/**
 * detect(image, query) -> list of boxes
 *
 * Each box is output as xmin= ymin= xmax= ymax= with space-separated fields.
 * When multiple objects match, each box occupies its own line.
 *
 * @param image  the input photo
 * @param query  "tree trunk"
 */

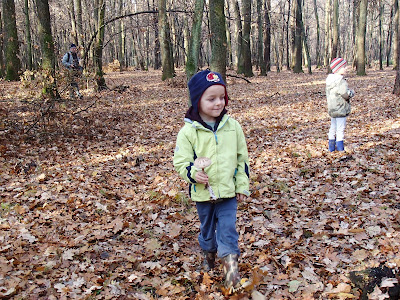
xmin=0 ymin=11 xmax=4 ymax=76
xmin=69 ymin=0 xmax=78 ymax=45
xmin=324 ymin=0 xmax=331 ymax=69
xmin=241 ymin=0 xmax=253 ymax=77
xmin=24 ymin=0 xmax=33 ymax=70
xmin=393 ymin=0 xmax=400 ymax=94
xmin=74 ymin=0 xmax=84 ymax=47
xmin=291 ymin=0 xmax=303 ymax=73
xmin=186 ymin=0 xmax=204 ymax=80
xmin=286 ymin=0 xmax=291 ymax=70
xmin=153 ymin=1 xmax=161 ymax=69
xmin=393 ymin=0 xmax=399 ymax=69
xmin=264 ymin=0 xmax=271 ymax=72
xmin=158 ymin=0 xmax=175 ymax=80
xmin=379 ymin=1 xmax=383 ymax=70
xmin=274 ymin=31 xmax=281 ymax=72
xmin=386 ymin=1 xmax=395 ymax=67
xmin=118 ymin=0 xmax=125 ymax=70
xmin=257 ymin=0 xmax=265 ymax=75
xmin=35 ymin=0 xmax=57 ymax=98
xmin=232 ymin=0 xmax=243 ymax=73
xmin=226 ymin=2 xmax=233 ymax=70
xmin=331 ymin=0 xmax=339 ymax=59
xmin=302 ymin=4 xmax=312 ymax=74
xmin=3 ymin=0 xmax=21 ymax=81
xmin=356 ymin=0 xmax=367 ymax=75
xmin=209 ymin=0 xmax=227 ymax=79
xmin=94 ymin=0 xmax=107 ymax=89
xmin=313 ymin=0 xmax=321 ymax=67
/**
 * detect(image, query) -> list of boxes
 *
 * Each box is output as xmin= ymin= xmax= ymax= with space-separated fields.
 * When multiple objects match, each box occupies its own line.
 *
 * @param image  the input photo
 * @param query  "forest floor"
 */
xmin=0 ymin=66 xmax=400 ymax=300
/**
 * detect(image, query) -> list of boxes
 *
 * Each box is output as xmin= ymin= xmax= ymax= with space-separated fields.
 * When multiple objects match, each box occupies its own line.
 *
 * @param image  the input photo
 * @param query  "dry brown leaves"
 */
xmin=0 ymin=67 xmax=399 ymax=299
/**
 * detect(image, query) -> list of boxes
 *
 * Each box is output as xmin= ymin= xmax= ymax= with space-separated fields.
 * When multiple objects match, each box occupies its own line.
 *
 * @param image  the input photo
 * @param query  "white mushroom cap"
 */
xmin=194 ymin=157 xmax=212 ymax=170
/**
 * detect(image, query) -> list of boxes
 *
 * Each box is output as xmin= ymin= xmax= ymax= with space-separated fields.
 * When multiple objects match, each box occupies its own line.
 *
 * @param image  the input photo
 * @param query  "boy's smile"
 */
xmin=199 ymin=85 xmax=226 ymax=122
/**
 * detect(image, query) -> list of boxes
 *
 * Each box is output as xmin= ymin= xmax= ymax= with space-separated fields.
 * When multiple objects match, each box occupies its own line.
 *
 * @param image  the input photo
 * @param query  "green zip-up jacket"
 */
xmin=173 ymin=114 xmax=250 ymax=202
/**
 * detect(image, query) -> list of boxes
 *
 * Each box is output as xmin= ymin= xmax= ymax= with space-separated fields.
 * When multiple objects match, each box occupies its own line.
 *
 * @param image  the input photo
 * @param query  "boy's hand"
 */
xmin=195 ymin=171 xmax=209 ymax=184
xmin=236 ymin=193 xmax=247 ymax=201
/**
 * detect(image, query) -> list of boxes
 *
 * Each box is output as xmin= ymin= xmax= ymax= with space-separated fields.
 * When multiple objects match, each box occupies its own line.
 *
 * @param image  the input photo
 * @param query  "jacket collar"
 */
xmin=184 ymin=107 xmax=227 ymax=131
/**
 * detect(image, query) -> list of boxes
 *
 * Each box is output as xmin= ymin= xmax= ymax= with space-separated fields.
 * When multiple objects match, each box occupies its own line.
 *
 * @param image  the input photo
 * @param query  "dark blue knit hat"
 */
xmin=70 ymin=43 xmax=77 ymax=49
xmin=188 ymin=70 xmax=228 ymax=111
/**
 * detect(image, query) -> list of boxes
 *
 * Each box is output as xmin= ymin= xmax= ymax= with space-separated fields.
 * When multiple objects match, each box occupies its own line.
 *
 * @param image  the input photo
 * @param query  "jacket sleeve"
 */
xmin=173 ymin=128 xmax=197 ymax=184
xmin=62 ymin=53 xmax=71 ymax=68
xmin=234 ymin=122 xmax=250 ymax=196
xmin=338 ymin=78 xmax=352 ymax=100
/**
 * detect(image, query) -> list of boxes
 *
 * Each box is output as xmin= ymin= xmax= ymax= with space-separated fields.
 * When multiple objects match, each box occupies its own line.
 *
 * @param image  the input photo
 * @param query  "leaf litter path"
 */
xmin=0 ymin=68 xmax=399 ymax=299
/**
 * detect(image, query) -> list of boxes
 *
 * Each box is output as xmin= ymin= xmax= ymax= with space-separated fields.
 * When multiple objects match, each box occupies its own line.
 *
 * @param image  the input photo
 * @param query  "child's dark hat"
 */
xmin=70 ymin=43 xmax=77 ymax=49
xmin=188 ymin=70 xmax=228 ymax=111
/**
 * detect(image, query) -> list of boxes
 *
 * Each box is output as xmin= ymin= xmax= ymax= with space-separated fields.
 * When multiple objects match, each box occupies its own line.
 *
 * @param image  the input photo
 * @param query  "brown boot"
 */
xmin=201 ymin=251 xmax=216 ymax=272
xmin=222 ymin=254 xmax=241 ymax=292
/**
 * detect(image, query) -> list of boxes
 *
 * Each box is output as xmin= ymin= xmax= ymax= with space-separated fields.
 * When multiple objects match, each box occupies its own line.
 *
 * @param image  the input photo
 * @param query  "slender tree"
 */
xmin=3 ymin=0 xmax=21 ymax=80
xmin=257 ymin=0 xmax=265 ymax=75
xmin=209 ymin=0 xmax=227 ymax=79
xmin=331 ymin=0 xmax=339 ymax=59
xmin=291 ymin=0 xmax=303 ymax=73
xmin=393 ymin=0 xmax=399 ymax=69
xmin=0 ymin=11 xmax=4 ymax=76
xmin=241 ymin=0 xmax=253 ymax=77
xmin=24 ymin=0 xmax=33 ymax=70
xmin=379 ymin=1 xmax=384 ymax=70
xmin=35 ymin=0 xmax=57 ymax=98
xmin=356 ymin=0 xmax=367 ymax=75
xmin=186 ymin=0 xmax=204 ymax=80
xmin=313 ymin=0 xmax=321 ymax=67
xmin=264 ymin=0 xmax=271 ymax=73
xmin=94 ymin=0 xmax=107 ymax=89
xmin=232 ymin=0 xmax=243 ymax=73
xmin=158 ymin=0 xmax=175 ymax=80
xmin=74 ymin=0 xmax=84 ymax=48
xmin=393 ymin=0 xmax=400 ymax=94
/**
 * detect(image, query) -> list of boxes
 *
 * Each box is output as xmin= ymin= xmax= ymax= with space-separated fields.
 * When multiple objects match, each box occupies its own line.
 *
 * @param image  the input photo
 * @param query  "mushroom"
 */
xmin=194 ymin=157 xmax=217 ymax=200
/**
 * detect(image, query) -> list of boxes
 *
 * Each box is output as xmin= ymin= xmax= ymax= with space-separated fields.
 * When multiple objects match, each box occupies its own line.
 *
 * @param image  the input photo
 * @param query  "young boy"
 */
xmin=62 ymin=43 xmax=83 ymax=99
xmin=326 ymin=58 xmax=355 ymax=152
xmin=173 ymin=70 xmax=250 ymax=292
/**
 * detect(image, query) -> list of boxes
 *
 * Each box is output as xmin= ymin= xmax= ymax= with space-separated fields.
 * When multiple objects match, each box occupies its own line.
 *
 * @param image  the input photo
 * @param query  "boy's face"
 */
xmin=337 ymin=65 xmax=347 ymax=75
xmin=198 ymin=85 xmax=226 ymax=122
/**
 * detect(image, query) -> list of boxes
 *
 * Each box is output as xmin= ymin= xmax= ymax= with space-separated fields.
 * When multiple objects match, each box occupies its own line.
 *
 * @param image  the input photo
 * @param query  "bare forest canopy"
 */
xmin=2 ymin=0 xmax=399 ymax=76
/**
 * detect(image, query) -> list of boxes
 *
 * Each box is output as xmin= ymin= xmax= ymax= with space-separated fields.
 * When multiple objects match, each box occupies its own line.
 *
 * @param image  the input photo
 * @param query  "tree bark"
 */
xmin=313 ymin=0 xmax=321 ymax=67
xmin=209 ymin=0 xmax=227 ymax=79
xmin=386 ymin=1 xmax=395 ymax=67
xmin=356 ymin=0 xmax=367 ymax=75
xmin=74 ymin=0 xmax=84 ymax=48
xmin=0 ymin=11 xmax=4 ymax=76
xmin=241 ymin=0 xmax=253 ymax=77
xmin=331 ymin=0 xmax=339 ymax=59
xmin=94 ymin=0 xmax=107 ymax=89
xmin=158 ymin=0 xmax=175 ymax=80
xmin=257 ymin=0 xmax=265 ymax=75
xmin=394 ymin=0 xmax=400 ymax=94
xmin=118 ymin=0 xmax=125 ymax=70
xmin=24 ymin=0 xmax=33 ymax=70
xmin=35 ymin=0 xmax=57 ymax=98
xmin=264 ymin=0 xmax=271 ymax=73
xmin=3 ymin=0 xmax=21 ymax=81
xmin=286 ymin=0 xmax=291 ymax=70
xmin=291 ymin=0 xmax=303 ymax=73
xmin=379 ymin=1 xmax=384 ymax=70
xmin=186 ymin=0 xmax=204 ymax=80
xmin=232 ymin=0 xmax=243 ymax=73
xmin=393 ymin=0 xmax=399 ymax=69
xmin=324 ymin=0 xmax=331 ymax=69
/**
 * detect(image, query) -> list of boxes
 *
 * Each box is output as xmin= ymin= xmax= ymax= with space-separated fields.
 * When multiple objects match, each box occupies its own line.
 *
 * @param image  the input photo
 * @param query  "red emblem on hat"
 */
xmin=206 ymin=72 xmax=220 ymax=82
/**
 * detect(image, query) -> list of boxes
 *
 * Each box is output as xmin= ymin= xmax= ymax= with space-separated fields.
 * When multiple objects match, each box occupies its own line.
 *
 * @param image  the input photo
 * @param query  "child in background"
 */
xmin=173 ymin=70 xmax=250 ymax=293
xmin=326 ymin=58 xmax=355 ymax=152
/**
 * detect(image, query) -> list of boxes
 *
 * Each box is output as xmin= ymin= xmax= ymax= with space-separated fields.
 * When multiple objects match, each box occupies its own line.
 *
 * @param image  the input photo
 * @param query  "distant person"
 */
xmin=326 ymin=58 xmax=355 ymax=152
xmin=173 ymin=70 xmax=250 ymax=294
xmin=62 ymin=43 xmax=83 ymax=99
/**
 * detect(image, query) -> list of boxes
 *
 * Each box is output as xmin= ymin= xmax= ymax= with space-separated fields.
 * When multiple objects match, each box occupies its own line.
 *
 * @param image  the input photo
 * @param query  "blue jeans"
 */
xmin=195 ymin=197 xmax=240 ymax=258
